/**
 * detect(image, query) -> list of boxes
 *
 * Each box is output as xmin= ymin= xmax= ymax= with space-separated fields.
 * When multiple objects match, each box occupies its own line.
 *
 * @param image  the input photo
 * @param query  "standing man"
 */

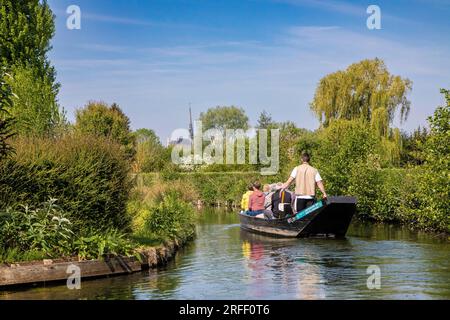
xmin=282 ymin=152 xmax=327 ymax=212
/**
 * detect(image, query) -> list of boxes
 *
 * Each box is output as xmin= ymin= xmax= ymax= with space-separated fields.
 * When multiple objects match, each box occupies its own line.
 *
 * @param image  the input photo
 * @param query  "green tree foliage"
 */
xmin=310 ymin=58 xmax=412 ymax=136
xmin=276 ymin=122 xmax=312 ymax=175
xmin=400 ymin=127 xmax=428 ymax=166
xmin=5 ymin=65 xmax=65 ymax=136
xmin=0 ymin=199 xmax=73 ymax=256
xmin=314 ymin=119 xmax=378 ymax=195
xmin=75 ymin=101 xmax=135 ymax=158
xmin=0 ymin=68 xmax=15 ymax=159
xmin=1 ymin=0 xmax=63 ymax=138
xmin=0 ymin=134 xmax=132 ymax=231
xmin=142 ymin=191 xmax=196 ymax=241
xmin=344 ymin=89 xmax=449 ymax=232
xmin=256 ymin=110 xmax=275 ymax=129
xmin=199 ymin=105 xmax=249 ymax=133
xmin=413 ymin=89 xmax=450 ymax=231
xmin=0 ymin=0 xmax=58 ymax=89
xmin=133 ymin=128 xmax=168 ymax=172
xmin=0 ymin=199 xmax=136 ymax=262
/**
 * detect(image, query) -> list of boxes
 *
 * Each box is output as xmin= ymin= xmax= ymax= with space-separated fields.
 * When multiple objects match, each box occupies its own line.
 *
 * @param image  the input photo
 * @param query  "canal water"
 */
xmin=1 ymin=208 xmax=449 ymax=300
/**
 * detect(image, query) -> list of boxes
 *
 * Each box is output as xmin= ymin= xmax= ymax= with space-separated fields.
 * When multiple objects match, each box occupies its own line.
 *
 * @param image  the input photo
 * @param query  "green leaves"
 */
xmin=199 ymin=106 xmax=249 ymax=133
xmin=0 ymin=68 xmax=15 ymax=159
xmin=1 ymin=0 xmax=61 ymax=138
xmin=0 ymin=199 xmax=73 ymax=256
xmin=0 ymin=0 xmax=57 ymax=86
xmin=4 ymin=65 xmax=65 ymax=136
xmin=72 ymin=229 xmax=136 ymax=261
xmin=310 ymin=58 xmax=412 ymax=136
xmin=0 ymin=198 xmax=137 ymax=262
xmin=137 ymin=190 xmax=196 ymax=242
xmin=75 ymin=102 xmax=135 ymax=159
xmin=0 ymin=134 xmax=132 ymax=231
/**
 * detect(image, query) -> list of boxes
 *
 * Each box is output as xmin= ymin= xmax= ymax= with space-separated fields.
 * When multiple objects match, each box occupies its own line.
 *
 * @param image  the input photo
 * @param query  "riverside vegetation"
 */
xmin=0 ymin=1 xmax=449 ymax=265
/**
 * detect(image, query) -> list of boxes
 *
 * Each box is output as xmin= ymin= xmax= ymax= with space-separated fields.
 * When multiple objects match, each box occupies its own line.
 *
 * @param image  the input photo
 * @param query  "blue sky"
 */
xmin=47 ymin=0 xmax=450 ymax=142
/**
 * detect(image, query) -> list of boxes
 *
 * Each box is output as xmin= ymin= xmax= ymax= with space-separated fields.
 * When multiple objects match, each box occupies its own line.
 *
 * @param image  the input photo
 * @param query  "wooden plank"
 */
xmin=0 ymin=256 xmax=142 ymax=287
xmin=0 ymin=239 xmax=185 ymax=288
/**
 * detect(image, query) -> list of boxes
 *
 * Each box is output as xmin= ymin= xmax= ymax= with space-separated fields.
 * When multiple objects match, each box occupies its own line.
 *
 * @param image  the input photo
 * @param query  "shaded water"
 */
xmin=1 ymin=208 xmax=449 ymax=300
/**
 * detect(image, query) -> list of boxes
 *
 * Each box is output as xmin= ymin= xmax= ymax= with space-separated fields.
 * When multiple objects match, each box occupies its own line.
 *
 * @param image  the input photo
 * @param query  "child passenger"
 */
xmin=246 ymin=181 xmax=265 ymax=217
xmin=240 ymin=183 xmax=254 ymax=213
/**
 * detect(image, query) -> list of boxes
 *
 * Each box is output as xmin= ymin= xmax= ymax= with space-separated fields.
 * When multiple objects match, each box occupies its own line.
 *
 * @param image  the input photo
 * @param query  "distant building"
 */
xmin=166 ymin=106 xmax=194 ymax=147
xmin=167 ymin=136 xmax=191 ymax=147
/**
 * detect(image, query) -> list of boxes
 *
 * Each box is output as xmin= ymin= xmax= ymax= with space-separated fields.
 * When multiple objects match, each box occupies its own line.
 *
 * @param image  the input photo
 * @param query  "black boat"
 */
xmin=239 ymin=196 xmax=356 ymax=238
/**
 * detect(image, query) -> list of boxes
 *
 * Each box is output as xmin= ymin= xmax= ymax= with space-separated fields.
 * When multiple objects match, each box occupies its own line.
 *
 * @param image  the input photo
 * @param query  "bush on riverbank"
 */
xmin=128 ymin=177 xmax=197 ymax=244
xmin=0 ymin=199 xmax=137 ymax=263
xmin=143 ymin=192 xmax=196 ymax=241
xmin=0 ymin=134 xmax=132 ymax=231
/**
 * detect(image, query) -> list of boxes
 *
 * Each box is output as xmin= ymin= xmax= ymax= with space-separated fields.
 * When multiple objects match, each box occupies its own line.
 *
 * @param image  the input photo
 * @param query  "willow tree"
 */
xmin=310 ymin=58 xmax=412 ymax=138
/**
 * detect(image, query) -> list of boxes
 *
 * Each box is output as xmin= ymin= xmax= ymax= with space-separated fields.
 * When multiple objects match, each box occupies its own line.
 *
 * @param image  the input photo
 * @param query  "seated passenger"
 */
xmin=246 ymin=181 xmax=265 ymax=217
xmin=240 ymin=183 xmax=254 ymax=213
xmin=263 ymin=184 xmax=271 ymax=196
xmin=271 ymin=184 xmax=294 ymax=219
xmin=264 ymin=184 xmax=276 ymax=211
xmin=263 ymin=183 xmax=277 ymax=220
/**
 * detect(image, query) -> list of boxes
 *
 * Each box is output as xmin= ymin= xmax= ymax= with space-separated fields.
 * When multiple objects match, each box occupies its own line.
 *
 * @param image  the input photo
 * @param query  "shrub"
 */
xmin=315 ymin=119 xmax=378 ymax=195
xmin=0 ymin=199 xmax=73 ymax=256
xmin=410 ymin=91 xmax=450 ymax=232
xmin=132 ymin=128 xmax=169 ymax=173
xmin=0 ymin=199 xmax=137 ymax=263
xmin=0 ymin=248 xmax=46 ymax=264
xmin=74 ymin=101 xmax=135 ymax=159
xmin=0 ymin=134 xmax=132 ymax=231
xmin=143 ymin=191 xmax=196 ymax=241
xmin=347 ymin=155 xmax=383 ymax=220
xmin=128 ymin=177 xmax=198 ymax=236
xmin=72 ymin=228 xmax=136 ymax=261
xmin=128 ymin=176 xmax=197 ymax=243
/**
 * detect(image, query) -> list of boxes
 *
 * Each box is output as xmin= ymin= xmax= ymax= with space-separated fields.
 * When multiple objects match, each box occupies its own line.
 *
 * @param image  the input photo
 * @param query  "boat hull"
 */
xmin=239 ymin=196 xmax=356 ymax=238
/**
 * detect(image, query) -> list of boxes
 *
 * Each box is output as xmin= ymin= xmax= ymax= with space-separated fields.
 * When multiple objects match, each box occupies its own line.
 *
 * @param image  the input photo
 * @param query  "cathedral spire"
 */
xmin=189 ymin=103 xmax=194 ymax=141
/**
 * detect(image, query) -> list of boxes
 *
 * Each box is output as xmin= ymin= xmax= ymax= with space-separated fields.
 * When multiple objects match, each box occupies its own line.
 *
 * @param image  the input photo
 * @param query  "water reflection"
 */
xmin=1 ymin=209 xmax=449 ymax=300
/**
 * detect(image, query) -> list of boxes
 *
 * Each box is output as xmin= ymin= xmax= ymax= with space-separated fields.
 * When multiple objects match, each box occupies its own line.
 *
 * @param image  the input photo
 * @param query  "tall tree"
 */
xmin=5 ymin=65 xmax=64 ymax=136
xmin=310 ymin=58 xmax=412 ymax=137
xmin=0 ymin=0 xmax=57 ymax=88
xmin=256 ymin=110 xmax=275 ymax=129
xmin=424 ymin=89 xmax=449 ymax=172
xmin=0 ymin=0 xmax=62 ymax=136
xmin=199 ymin=106 xmax=249 ymax=133
xmin=417 ymin=89 xmax=450 ymax=231
xmin=400 ymin=127 xmax=428 ymax=166
xmin=75 ymin=101 xmax=135 ymax=158
xmin=132 ymin=128 xmax=167 ymax=172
